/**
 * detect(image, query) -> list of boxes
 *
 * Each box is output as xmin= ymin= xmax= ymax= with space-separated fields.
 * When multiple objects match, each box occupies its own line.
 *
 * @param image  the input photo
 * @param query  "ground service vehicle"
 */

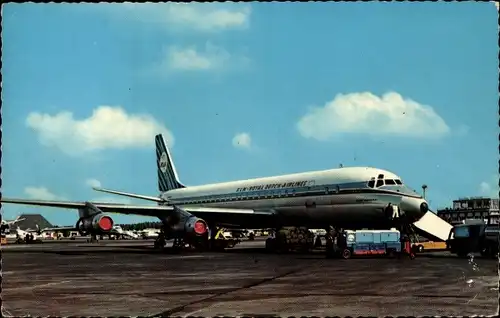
xmin=341 ymin=229 xmax=402 ymax=259
xmin=412 ymin=239 xmax=447 ymax=253
xmin=446 ymin=222 xmax=499 ymax=258
xmin=210 ymin=228 xmax=241 ymax=250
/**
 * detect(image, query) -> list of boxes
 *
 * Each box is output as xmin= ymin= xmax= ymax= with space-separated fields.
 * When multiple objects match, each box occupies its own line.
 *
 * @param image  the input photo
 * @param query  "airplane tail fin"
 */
xmin=10 ymin=216 xmax=25 ymax=224
xmin=155 ymin=134 xmax=185 ymax=192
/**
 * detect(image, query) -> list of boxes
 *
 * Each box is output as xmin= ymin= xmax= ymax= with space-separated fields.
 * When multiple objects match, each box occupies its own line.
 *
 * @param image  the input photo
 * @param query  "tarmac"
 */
xmin=1 ymin=238 xmax=499 ymax=317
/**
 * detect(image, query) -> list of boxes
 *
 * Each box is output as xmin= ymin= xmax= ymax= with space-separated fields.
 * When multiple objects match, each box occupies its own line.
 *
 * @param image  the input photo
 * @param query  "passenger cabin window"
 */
xmin=367 ymin=180 xmax=375 ymax=188
xmin=376 ymin=179 xmax=384 ymax=188
xmin=385 ymin=179 xmax=396 ymax=185
xmin=395 ymin=179 xmax=402 ymax=185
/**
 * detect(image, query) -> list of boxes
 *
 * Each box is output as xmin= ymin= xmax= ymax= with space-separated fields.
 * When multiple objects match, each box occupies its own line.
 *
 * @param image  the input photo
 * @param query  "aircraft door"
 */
xmin=305 ymin=181 xmax=317 ymax=209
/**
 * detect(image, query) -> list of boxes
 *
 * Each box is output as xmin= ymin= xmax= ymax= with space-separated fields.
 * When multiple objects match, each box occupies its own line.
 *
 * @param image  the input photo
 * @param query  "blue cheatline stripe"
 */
xmin=169 ymin=182 xmax=421 ymax=205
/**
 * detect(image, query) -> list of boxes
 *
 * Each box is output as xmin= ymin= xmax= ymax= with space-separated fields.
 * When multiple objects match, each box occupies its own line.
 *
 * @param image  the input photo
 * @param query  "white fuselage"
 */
xmin=160 ymin=167 xmax=428 ymax=228
xmin=15 ymin=228 xmax=39 ymax=240
xmin=141 ymin=229 xmax=160 ymax=238
xmin=112 ymin=226 xmax=139 ymax=239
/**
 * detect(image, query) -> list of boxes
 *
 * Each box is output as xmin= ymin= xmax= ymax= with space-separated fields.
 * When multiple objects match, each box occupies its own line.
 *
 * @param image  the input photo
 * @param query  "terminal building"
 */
xmin=437 ymin=197 xmax=499 ymax=225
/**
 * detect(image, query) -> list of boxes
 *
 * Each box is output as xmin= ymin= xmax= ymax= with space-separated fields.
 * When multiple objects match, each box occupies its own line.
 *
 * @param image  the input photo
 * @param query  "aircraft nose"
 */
xmin=400 ymin=197 xmax=429 ymax=219
xmin=420 ymin=202 xmax=429 ymax=214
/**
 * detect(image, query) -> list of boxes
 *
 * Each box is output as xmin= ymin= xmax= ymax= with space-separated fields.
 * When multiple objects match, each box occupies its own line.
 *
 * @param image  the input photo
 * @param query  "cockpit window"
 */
xmin=375 ymin=179 xmax=384 ymax=188
xmin=377 ymin=174 xmax=384 ymax=179
xmin=385 ymin=179 xmax=396 ymax=185
xmin=367 ymin=179 xmax=375 ymax=188
xmin=395 ymin=179 xmax=402 ymax=185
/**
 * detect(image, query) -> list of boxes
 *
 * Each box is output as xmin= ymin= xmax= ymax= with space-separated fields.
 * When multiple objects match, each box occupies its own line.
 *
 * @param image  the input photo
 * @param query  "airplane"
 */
xmin=138 ymin=228 xmax=160 ymax=239
xmin=13 ymin=226 xmax=42 ymax=242
xmin=111 ymin=225 xmax=140 ymax=239
xmin=1 ymin=216 xmax=26 ymax=227
xmin=1 ymin=133 xmax=443 ymax=251
xmin=32 ymin=224 xmax=139 ymax=240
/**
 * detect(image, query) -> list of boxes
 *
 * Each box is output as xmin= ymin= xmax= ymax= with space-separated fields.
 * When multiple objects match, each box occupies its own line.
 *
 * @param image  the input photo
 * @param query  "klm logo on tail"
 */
xmin=155 ymin=134 xmax=185 ymax=192
xmin=159 ymin=153 xmax=169 ymax=173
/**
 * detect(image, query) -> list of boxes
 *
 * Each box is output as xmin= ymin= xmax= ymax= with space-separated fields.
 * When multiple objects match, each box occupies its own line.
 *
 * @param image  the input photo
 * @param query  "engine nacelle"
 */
xmin=165 ymin=207 xmax=208 ymax=239
xmin=184 ymin=217 xmax=208 ymax=236
xmin=76 ymin=214 xmax=114 ymax=235
xmin=169 ymin=216 xmax=208 ymax=236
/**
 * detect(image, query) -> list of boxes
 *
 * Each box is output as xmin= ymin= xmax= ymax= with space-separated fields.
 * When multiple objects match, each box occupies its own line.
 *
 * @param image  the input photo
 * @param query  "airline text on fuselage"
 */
xmin=235 ymin=181 xmax=311 ymax=193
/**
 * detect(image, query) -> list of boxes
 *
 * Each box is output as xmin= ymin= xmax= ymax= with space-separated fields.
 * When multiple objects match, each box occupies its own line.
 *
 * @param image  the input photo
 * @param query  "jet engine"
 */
xmin=168 ymin=215 xmax=208 ymax=237
xmin=76 ymin=213 xmax=114 ymax=236
xmin=184 ymin=216 xmax=208 ymax=236
xmin=163 ymin=207 xmax=208 ymax=248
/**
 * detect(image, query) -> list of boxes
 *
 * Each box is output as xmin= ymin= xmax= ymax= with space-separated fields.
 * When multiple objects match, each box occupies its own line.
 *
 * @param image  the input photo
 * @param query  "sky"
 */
xmin=2 ymin=2 xmax=499 ymax=226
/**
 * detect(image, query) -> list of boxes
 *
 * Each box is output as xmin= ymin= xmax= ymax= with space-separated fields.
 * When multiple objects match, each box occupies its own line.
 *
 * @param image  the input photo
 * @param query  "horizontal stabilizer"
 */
xmin=413 ymin=210 xmax=453 ymax=242
xmin=92 ymin=187 xmax=164 ymax=203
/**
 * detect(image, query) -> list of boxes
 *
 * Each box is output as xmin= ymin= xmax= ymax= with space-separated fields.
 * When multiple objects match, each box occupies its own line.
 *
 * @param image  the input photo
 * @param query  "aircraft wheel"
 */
xmin=265 ymin=238 xmax=275 ymax=252
xmin=342 ymin=248 xmax=352 ymax=259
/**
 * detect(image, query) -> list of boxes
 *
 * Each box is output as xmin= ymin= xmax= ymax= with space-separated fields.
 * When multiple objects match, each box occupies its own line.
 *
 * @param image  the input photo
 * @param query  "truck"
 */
xmin=446 ymin=220 xmax=499 ymax=258
xmin=412 ymin=238 xmax=447 ymax=253
xmin=337 ymin=229 xmax=405 ymax=259
xmin=211 ymin=228 xmax=241 ymax=250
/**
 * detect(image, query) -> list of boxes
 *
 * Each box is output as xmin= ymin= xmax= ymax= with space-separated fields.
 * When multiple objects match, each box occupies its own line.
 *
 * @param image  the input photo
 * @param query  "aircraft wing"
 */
xmin=0 ymin=198 xmax=277 ymax=228
xmin=92 ymin=187 xmax=163 ymax=203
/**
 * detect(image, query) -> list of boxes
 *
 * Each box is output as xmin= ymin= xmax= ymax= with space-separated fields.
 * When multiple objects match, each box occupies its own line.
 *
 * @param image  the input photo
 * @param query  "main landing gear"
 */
xmin=265 ymin=227 xmax=315 ymax=253
xmin=86 ymin=234 xmax=100 ymax=243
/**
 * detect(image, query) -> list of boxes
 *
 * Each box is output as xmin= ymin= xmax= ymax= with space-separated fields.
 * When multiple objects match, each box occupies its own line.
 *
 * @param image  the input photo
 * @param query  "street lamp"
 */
xmin=422 ymin=184 xmax=428 ymax=199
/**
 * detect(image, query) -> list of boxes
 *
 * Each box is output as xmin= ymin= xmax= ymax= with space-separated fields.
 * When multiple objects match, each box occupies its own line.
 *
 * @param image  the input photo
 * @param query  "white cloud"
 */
xmin=297 ymin=92 xmax=451 ymax=141
xmin=479 ymin=176 xmax=499 ymax=197
xmin=165 ymin=43 xmax=230 ymax=71
xmin=85 ymin=179 xmax=102 ymax=188
xmin=109 ymin=3 xmax=251 ymax=32
xmin=26 ymin=106 xmax=174 ymax=156
xmin=480 ymin=182 xmax=492 ymax=194
xmin=232 ymin=132 xmax=252 ymax=150
xmin=160 ymin=42 xmax=249 ymax=73
xmin=24 ymin=187 xmax=65 ymax=201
